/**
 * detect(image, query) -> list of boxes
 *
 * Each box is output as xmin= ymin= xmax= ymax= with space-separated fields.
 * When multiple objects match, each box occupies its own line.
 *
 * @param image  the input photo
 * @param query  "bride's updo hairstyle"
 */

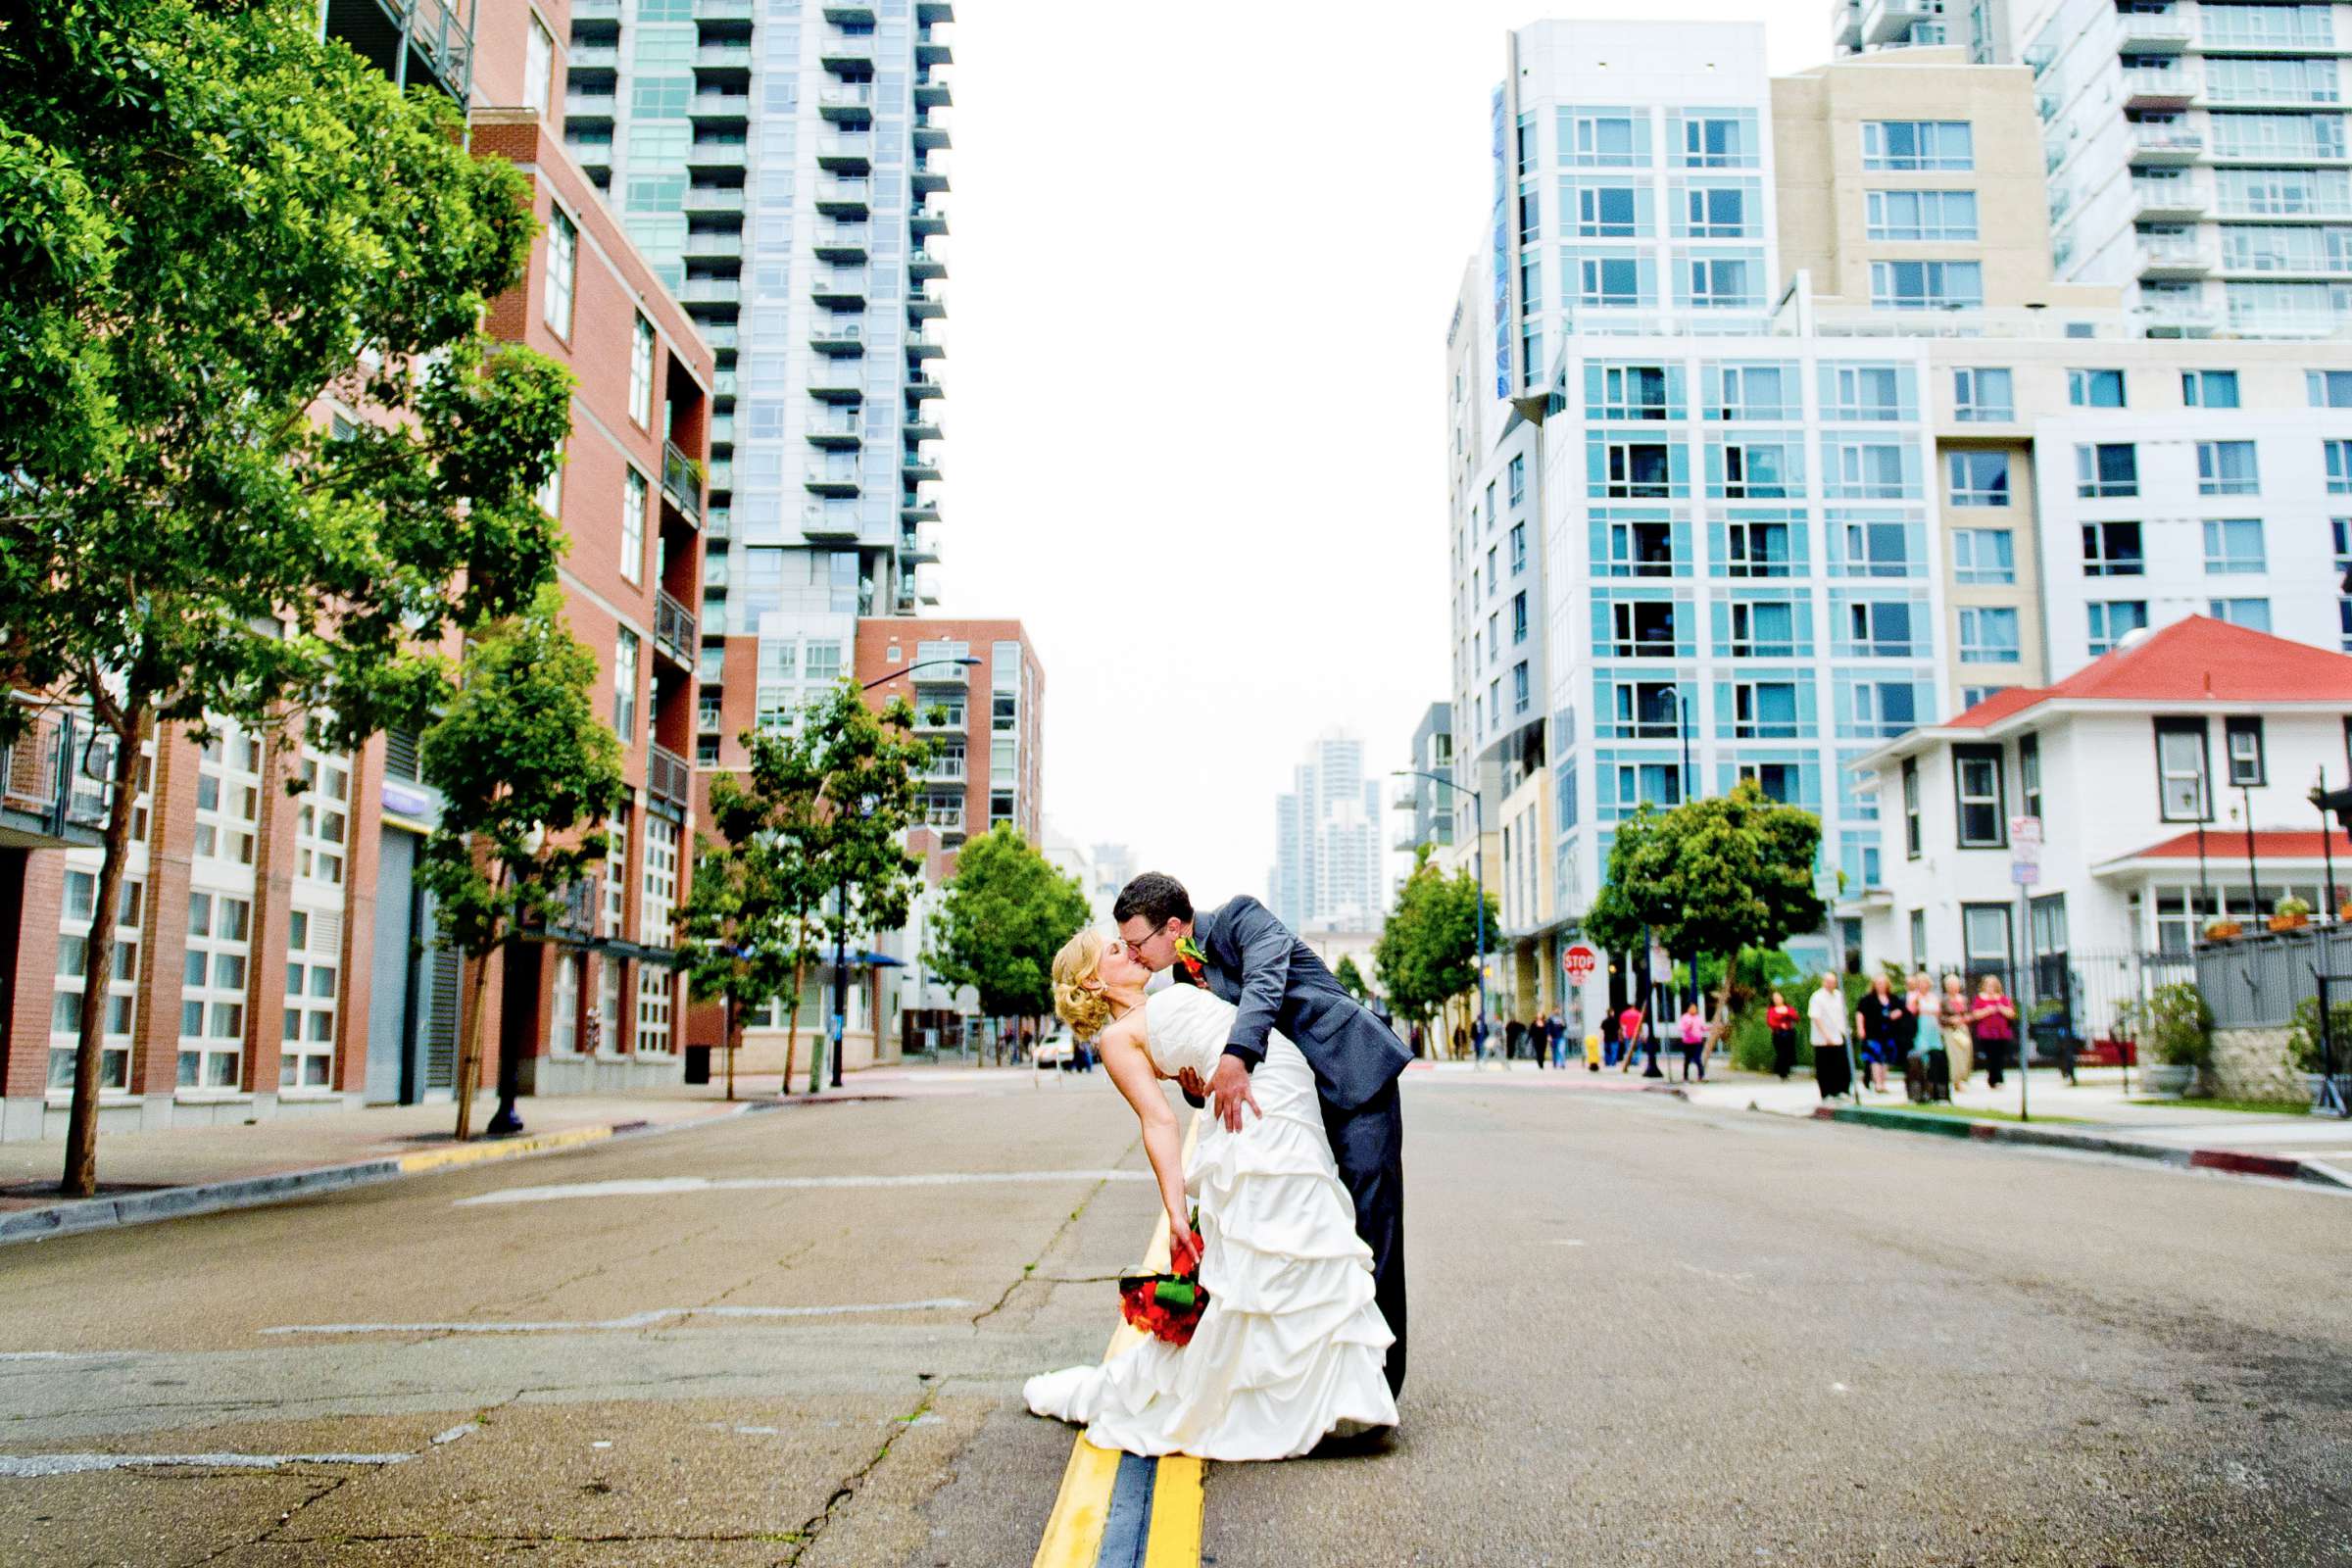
xmin=1052 ymin=929 xmax=1113 ymax=1040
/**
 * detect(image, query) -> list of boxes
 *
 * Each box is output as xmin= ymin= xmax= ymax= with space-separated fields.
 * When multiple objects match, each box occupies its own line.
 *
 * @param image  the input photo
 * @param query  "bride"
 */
xmin=1023 ymin=929 xmax=1396 ymax=1460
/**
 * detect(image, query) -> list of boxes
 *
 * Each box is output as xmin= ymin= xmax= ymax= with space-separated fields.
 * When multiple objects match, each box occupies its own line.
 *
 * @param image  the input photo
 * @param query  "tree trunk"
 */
xmin=723 ymin=992 xmax=738 ymax=1102
xmin=782 ymin=917 xmax=808 ymax=1095
xmin=452 ymin=946 xmax=494 ymax=1141
xmin=60 ymin=705 xmax=149 ymax=1200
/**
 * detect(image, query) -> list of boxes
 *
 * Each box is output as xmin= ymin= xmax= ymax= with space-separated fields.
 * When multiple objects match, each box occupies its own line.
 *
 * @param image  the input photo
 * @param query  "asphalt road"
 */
xmin=0 ymin=1071 xmax=2346 ymax=1567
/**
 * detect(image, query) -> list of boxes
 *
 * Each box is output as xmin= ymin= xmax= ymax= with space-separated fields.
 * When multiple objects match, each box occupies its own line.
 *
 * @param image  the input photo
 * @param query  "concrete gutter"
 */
xmin=0 ymin=1102 xmax=789 ymax=1248
xmin=1805 ymin=1104 xmax=2352 ymax=1191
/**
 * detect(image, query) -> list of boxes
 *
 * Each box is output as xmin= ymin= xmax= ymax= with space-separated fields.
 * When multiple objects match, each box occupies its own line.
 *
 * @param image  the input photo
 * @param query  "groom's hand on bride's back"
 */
xmin=1208 ymin=1054 xmax=1259 ymax=1133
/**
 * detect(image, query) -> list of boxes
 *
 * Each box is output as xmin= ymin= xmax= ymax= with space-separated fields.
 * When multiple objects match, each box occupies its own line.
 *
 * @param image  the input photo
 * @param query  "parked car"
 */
xmin=1034 ymin=1030 xmax=1073 ymax=1068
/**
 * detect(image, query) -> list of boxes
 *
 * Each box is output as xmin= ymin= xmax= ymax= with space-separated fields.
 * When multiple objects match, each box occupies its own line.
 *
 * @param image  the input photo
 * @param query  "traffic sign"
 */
xmin=1564 ymin=943 xmax=1599 ymax=985
xmin=2010 ymin=814 xmax=2042 ymax=886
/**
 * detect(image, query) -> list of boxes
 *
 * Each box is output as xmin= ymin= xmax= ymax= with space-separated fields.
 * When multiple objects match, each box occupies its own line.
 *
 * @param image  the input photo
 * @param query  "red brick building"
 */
xmin=0 ymin=0 xmax=714 ymax=1140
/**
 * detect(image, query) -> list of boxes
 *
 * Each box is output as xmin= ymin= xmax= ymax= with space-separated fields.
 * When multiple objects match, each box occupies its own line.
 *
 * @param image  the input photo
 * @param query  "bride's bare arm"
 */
xmin=1098 ymin=1021 xmax=1201 ymax=1269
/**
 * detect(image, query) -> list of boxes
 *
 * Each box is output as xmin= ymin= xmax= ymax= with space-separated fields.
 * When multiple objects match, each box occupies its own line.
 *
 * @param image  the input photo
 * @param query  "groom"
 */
xmin=1112 ymin=872 xmax=1411 ymax=1398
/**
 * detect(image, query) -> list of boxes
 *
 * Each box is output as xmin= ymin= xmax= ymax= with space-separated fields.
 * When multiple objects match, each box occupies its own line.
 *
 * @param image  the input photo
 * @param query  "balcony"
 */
xmin=820 ymin=28 xmax=876 ymax=69
xmin=807 ymin=367 xmax=863 ymax=401
xmin=824 ymin=2 xmax=877 ymax=19
xmin=2132 ymin=174 xmax=2208 ymax=220
xmin=707 ymin=458 xmax=733 ymax=490
xmin=915 ymin=564 xmax=942 ymax=606
xmin=1862 ymin=0 xmax=1943 ymax=46
xmin=911 ymin=203 xmax=948 ymax=238
xmin=683 ymin=184 xmax=746 ymax=213
xmin=912 ymin=113 xmax=951 ymax=151
xmin=802 ymin=503 xmax=859 ymax=539
xmin=2127 ymin=123 xmax=2203 ymax=164
xmin=654 ymin=590 xmax=697 ymax=667
xmin=808 ymin=317 xmax=865 ymax=355
xmin=818 ymin=83 xmax=874 ymax=122
xmin=904 ymin=411 xmax=942 ymax=441
xmin=661 ymin=440 xmax=704 ymax=526
xmin=2136 ymin=297 xmax=2220 ymax=336
xmin=695 ymin=40 xmax=753 ymax=69
xmin=2123 ymin=64 xmax=2196 ymax=110
xmin=698 ymin=321 xmax=738 ymax=350
xmin=809 ymin=270 xmax=867 ymax=307
xmin=906 ymin=371 xmax=944 ymax=401
xmin=902 ymin=448 xmax=941 ymax=482
xmin=683 ymin=223 xmax=744 ymax=264
xmin=647 ymin=744 xmax=693 ymax=816
xmin=910 ymin=695 xmax=961 ymax=729
xmin=691 ymin=87 xmax=752 ymax=122
xmin=322 ymin=0 xmax=474 ymax=102
xmin=804 ymin=465 xmax=860 ymax=497
xmin=907 ymin=245 xmax=946 ymax=279
xmin=2138 ymin=229 xmax=2215 ymax=276
xmin=915 ymin=28 xmax=952 ymax=68
xmin=1 ymin=703 xmax=109 ymax=849
xmin=564 ymin=90 xmax=616 ymax=121
xmin=907 ymin=286 xmax=946 ymax=320
xmin=570 ymin=41 xmax=618 ymax=72
xmin=910 ymin=659 xmax=965 ymax=686
xmin=687 ymin=138 xmax=748 ymax=172
xmin=900 ymin=522 xmax=942 ymax=564
xmin=1831 ymin=0 xmax=1862 ymax=50
xmin=910 ymin=154 xmax=950 ymax=193
xmin=901 ymin=495 xmax=940 ymax=523
xmin=816 ymin=135 xmax=873 ymax=174
xmin=2115 ymin=6 xmax=2190 ymax=52
xmin=923 ymin=756 xmax=967 ymax=784
xmin=810 ymin=220 xmax=869 ymax=263
xmin=680 ymin=274 xmax=740 ymax=304
xmin=806 ymin=410 xmax=862 ymax=448
xmin=813 ymin=176 xmax=871 ymax=218
xmin=906 ymin=325 xmax=944 ymax=360
xmin=914 ymin=70 xmax=952 ymax=109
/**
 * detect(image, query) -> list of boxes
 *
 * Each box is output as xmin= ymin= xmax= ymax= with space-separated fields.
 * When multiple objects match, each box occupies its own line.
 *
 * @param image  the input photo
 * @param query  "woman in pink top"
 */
xmin=1677 ymin=1002 xmax=1708 ymax=1083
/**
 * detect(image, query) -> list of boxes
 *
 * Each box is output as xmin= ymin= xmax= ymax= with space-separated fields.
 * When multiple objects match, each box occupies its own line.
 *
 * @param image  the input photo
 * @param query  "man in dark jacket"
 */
xmin=1114 ymin=872 xmax=1410 ymax=1398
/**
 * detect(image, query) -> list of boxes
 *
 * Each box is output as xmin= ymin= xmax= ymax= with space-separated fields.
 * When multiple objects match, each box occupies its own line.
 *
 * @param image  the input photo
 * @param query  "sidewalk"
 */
xmin=0 ymin=1062 xmax=1035 ymax=1243
xmin=1682 ymin=1065 xmax=2352 ymax=1188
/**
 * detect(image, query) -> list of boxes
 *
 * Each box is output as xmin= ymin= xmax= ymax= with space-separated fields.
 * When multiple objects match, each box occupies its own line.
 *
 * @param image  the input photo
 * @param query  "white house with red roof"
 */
xmin=1846 ymin=618 xmax=2352 ymax=1007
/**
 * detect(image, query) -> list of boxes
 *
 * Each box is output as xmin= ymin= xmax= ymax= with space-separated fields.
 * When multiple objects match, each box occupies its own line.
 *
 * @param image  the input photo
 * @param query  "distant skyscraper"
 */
xmin=1269 ymin=731 xmax=1385 ymax=930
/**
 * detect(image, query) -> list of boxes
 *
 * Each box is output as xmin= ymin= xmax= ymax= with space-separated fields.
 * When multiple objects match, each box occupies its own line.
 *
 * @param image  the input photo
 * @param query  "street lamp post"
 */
xmin=1394 ymin=769 xmax=1488 ymax=1062
xmin=817 ymin=658 xmax=982 ymax=1091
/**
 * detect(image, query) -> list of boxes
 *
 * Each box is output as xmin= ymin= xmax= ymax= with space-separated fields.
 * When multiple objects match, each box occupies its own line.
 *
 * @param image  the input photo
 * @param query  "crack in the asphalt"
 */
xmin=187 ymin=1470 xmax=355 ymax=1565
xmin=969 ymin=1132 xmax=1140 ymax=1331
xmin=781 ymin=1381 xmax=940 ymax=1567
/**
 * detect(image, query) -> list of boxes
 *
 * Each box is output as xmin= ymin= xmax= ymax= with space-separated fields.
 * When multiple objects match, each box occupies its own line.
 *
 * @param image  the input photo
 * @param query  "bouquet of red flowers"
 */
xmin=1118 ymin=1252 xmax=1209 ymax=1347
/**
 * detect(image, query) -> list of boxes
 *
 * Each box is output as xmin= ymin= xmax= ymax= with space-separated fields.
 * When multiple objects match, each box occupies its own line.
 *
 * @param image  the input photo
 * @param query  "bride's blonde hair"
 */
xmin=1052 ymin=929 xmax=1113 ymax=1040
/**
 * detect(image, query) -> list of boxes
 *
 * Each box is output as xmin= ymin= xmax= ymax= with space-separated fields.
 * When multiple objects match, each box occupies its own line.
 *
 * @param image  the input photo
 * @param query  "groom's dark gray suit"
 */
xmin=1179 ymin=895 xmax=1410 ymax=1396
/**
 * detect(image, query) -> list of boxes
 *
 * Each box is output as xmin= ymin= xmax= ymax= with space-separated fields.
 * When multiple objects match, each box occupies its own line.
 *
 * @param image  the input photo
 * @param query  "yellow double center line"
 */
xmin=1030 ymin=1114 xmax=1205 ymax=1568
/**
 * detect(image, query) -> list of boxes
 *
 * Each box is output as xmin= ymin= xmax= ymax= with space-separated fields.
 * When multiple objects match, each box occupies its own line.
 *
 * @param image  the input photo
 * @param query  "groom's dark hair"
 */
xmin=1112 ymin=872 xmax=1193 ymax=929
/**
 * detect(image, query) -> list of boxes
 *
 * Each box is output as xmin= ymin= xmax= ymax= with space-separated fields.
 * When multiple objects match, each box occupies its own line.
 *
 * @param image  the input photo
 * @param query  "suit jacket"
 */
xmin=1183 ymin=895 xmax=1412 ymax=1113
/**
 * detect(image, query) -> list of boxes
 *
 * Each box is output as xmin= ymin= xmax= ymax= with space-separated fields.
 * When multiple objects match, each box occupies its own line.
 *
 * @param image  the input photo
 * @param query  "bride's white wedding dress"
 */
xmin=1023 ymin=984 xmax=1397 ymax=1460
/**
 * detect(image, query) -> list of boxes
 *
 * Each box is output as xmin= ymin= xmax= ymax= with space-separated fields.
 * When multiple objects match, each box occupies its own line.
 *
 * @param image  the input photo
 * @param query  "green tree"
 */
xmin=1586 ymin=780 xmax=1825 ymax=1032
xmin=1373 ymin=845 xmax=1498 ymax=1032
xmin=416 ymin=594 xmax=626 ymax=1141
xmin=1 ymin=1 xmax=570 ymax=1194
xmin=1333 ymin=955 xmax=1371 ymax=1003
xmin=930 ymin=824 xmax=1092 ymax=1054
xmin=676 ymin=831 xmax=805 ymax=1102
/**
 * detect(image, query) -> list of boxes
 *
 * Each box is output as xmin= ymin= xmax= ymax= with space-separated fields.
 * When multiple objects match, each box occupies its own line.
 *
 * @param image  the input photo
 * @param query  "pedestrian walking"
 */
xmin=1600 ymin=1007 xmax=1622 ymax=1067
xmin=1765 ymin=990 xmax=1799 ymax=1080
xmin=1808 ymin=971 xmax=1853 ymax=1102
xmin=1854 ymin=972 xmax=1903 ymax=1095
xmin=1972 ymin=973 xmax=2018 ymax=1089
xmin=1904 ymin=969 xmax=1948 ymax=1102
xmin=1939 ymin=972 xmax=1974 ymax=1088
xmin=1451 ymin=1022 xmax=1467 ymax=1060
xmin=1546 ymin=1008 xmax=1567 ymax=1069
xmin=1505 ymin=1015 xmax=1526 ymax=1064
xmin=1617 ymin=1002 xmax=1647 ymax=1075
xmin=1677 ymin=1002 xmax=1707 ymax=1082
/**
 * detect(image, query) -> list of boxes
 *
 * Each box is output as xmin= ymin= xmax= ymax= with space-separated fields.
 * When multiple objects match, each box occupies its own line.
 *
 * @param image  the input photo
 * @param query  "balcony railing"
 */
xmin=661 ymin=440 xmax=704 ymax=525
xmin=654 ymin=590 xmax=696 ymax=664
xmin=2 ymin=702 xmax=111 ymax=846
xmin=648 ymin=744 xmax=693 ymax=811
xmin=924 ymin=757 xmax=967 ymax=782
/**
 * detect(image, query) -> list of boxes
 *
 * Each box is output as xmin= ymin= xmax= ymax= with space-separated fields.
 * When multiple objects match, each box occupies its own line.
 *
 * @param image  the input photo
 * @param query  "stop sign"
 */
xmin=1563 ymin=943 xmax=1598 ymax=985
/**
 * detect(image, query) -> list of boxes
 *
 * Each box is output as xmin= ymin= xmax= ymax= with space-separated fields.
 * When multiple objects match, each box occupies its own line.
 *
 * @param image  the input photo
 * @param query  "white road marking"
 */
xmin=1544 ymin=1239 xmax=1587 ymax=1247
xmin=1677 ymin=1262 xmax=1757 ymax=1288
xmin=455 ymin=1169 xmax=1151 ymax=1206
xmin=431 ymin=1423 xmax=476 ymax=1446
xmin=261 ymin=1298 xmax=980 ymax=1336
xmin=0 ymin=1451 xmax=410 ymax=1479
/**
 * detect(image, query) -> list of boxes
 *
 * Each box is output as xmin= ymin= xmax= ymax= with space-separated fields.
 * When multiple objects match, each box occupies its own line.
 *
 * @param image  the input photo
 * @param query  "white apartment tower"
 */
xmin=1270 ymin=732 xmax=1386 ymax=932
xmin=564 ymin=0 xmax=952 ymax=765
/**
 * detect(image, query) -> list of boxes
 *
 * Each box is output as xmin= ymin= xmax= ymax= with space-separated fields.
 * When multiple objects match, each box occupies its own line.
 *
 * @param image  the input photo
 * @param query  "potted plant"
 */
xmin=2285 ymin=994 xmax=2352 ymax=1107
xmin=2139 ymin=980 xmax=2212 ymax=1097
xmin=2204 ymin=917 xmax=2243 ymax=941
xmin=2270 ymin=895 xmax=2313 ymax=933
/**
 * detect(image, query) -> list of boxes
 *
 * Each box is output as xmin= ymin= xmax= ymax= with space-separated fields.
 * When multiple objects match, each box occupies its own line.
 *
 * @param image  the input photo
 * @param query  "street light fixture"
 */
xmin=1394 ymin=768 xmax=1489 ymax=1061
xmin=820 ymin=657 xmax=982 ymax=1091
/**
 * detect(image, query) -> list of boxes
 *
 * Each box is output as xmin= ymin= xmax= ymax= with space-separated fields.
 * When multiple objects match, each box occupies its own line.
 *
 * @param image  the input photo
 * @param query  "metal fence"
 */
xmin=2195 ymin=925 xmax=2352 ymax=1029
xmin=1910 ymin=950 xmax=2195 ymax=1065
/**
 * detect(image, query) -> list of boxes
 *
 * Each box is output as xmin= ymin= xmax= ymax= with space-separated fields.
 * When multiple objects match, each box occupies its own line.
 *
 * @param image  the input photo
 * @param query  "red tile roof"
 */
xmin=2120 ymin=829 xmax=2352 ymax=862
xmin=1948 ymin=616 xmax=2352 ymax=730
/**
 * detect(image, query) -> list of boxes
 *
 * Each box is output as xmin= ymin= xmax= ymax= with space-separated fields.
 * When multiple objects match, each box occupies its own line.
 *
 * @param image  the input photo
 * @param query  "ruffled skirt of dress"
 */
xmin=1022 ymin=1112 xmax=1397 ymax=1461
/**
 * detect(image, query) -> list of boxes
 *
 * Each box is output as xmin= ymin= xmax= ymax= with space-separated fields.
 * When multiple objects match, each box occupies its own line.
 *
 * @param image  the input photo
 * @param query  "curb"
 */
xmin=0 ymin=1100 xmax=787 ymax=1248
xmin=1801 ymin=1103 xmax=2352 ymax=1190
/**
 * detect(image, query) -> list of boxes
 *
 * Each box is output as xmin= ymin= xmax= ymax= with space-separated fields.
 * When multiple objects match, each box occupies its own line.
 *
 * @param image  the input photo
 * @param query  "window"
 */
xmin=1910 ymin=909 xmax=1928 ymax=970
xmin=1511 ymin=592 xmax=1529 ymax=644
xmin=1608 ymin=599 xmax=1678 ymax=657
xmin=1866 ymin=189 xmax=1980 ymax=241
xmin=1863 ymin=121 xmax=1973 ymax=171
xmin=2076 ymin=443 xmax=2137 ymax=499
xmin=2209 ymin=596 xmax=2272 ymax=630
xmin=1707 ymin=363 xmax=1798 ymax=421
xmin=1846 ymin=599 xmax=1916 ymax=657
xmin=1829 ymin=441 xmax=1916 ymax=499
xmin=1724 ymin=517 xmax=1793 ymax=577
xmin=281 ymin=909 xmax=338 ymax=1090
xmin=2082 ymin=521 xmax=2144 ymax=577
xmin=614 ymin=628 xmax=640 ymax=744
xmin=1954 ymin=746 xmax=2007 ymax=847
xmin=1960 ymin=685 xmax=2010 ymax=709
xmin=2087 ymin=599 xmax=2148 ymax=655
xmin=1594 ymin=364 xmax=1672 ymax=420
xmin=1727 ymin=599 xmax=1799 ymax=657
xmin=1730 ymin=681 xmax=1799 ymax=739
xmin=1953 ymin=527 xmax=2015 ymax=584
xmin=2068 ymin=368 xmax=2126 ymax=408
xmin=1509 ymin=523 xmax=1527 ymax=575
xmin=179 ymin=890 xmax=250 ymax=1090
xmin=543 ymin=208 xmax=576 ymax=338
xmin=1959 ymin=607 xmax=2021 ymax=663
xmin=2329 ymin=439 xmax=2352 ymax=494
xmin=50 ymin=871 xmax=139 ymax=1092
xmin=2020 ymin=732 xmax=2042 ymax=819
xmin=2155 ymin=718 xmax=2209 ymax=821
xmin=2196 ymin=441 xmax=2259 ymax=496
xmin=620 ymin=468 xmax=647 ymax=585
xmin=524 ymin=15 xmax=554 ymax=115
xmin=1683 ymin=254 xmax=1759 ymax=310
xmin=1609 ymin=681 xmax=1682 ymax=740
xmin=628 ymin=315 xmax=655 ymax=428
xmin=1598 ymin=440 xmax=1676 ymax=498
xmin=1838 ymin=519 xmax=1913 ymax=577
xmin=1507 ymin=455 xmax=1526 ymax=507
xmin=1963 ymin=903 xmax=2013 ymax=981
xmin=194 ymin=724 xmax=262 ymax=866
xmin=292 ymin=749 xmax=349 ymax=887
xmin=1948 ymin=450 xmax=2010 ymax=507
xmin=1900 ymin=761 xmax=1919 ymax=859
xmin=1487 ymin=612 xmax=1499 ymax=660
xmin=1677 ymin=181 xmax=1754 ymax=237
xmin=2311 ymin=369 xmax=2352 ymax=408
xmin=2227 ymin=716 xmax=2266 ymax=786
xmin=1852 ymin=679 xmax=1920 ymax=737
xmin=2182 ymin=369 xmax=2239 ymax=408
xmin=1565 ymin=108 xmax=1651 ymax=167
xmin=537 ymin=439 xmax=564 ymax=518
xmin=1715 ymin=438 xmax=1799 ymax=499
xmin=636 ymin=818 xmax=680 ymax=1055
xmin=1577 ymin=254 xmax=1653 ymax=308
xmin=2203 ymin=517 xmax=2266 ymax=574
xmin=1825 ymin=363 xmax=1909 ymax=421
xmin=1871 ymin=260 xmax=1983 ymax=309
xmin=1512 ymin=662 xmax=1532 ymax=714
xmin=1954 ymin=367 xmax=2013 ymax=422
xmin=1486 ymin=546 xmax=1498 ymax=594
xmin=1572 ymin=180 xmax=1647 ymax=236
xmin=1675 ymin=109 xmax=1758 ymax=168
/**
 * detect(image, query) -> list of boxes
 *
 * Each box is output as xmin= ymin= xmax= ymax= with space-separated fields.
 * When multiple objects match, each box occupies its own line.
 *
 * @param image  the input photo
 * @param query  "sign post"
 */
xmin=2010 ymin=815 xmax=2042 ymax=1124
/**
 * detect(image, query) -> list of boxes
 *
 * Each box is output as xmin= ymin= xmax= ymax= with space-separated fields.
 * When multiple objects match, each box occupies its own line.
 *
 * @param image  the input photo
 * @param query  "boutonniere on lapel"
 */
xmin=1174 ymin=935 xmax=1208 ymax=986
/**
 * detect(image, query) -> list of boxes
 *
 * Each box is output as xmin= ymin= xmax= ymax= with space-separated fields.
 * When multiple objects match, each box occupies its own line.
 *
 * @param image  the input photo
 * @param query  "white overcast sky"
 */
xmin=939 ymin=2 xmax=1830 ymax=909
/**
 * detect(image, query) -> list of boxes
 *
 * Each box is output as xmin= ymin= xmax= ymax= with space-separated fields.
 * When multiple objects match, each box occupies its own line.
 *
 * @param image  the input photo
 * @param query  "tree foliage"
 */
xmin=930 ymin=824 xmax=1092 ymax=1025
xmin=1333 ymin=955 xmax=1370 ymax=1002
xmin=1 ymin=0 xmax=572 ymax=1192
xmin=416 ymin=593 xmax=626 ymax=1139
xmin=1372 ymin=845 xmax=1498 ymax=1028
